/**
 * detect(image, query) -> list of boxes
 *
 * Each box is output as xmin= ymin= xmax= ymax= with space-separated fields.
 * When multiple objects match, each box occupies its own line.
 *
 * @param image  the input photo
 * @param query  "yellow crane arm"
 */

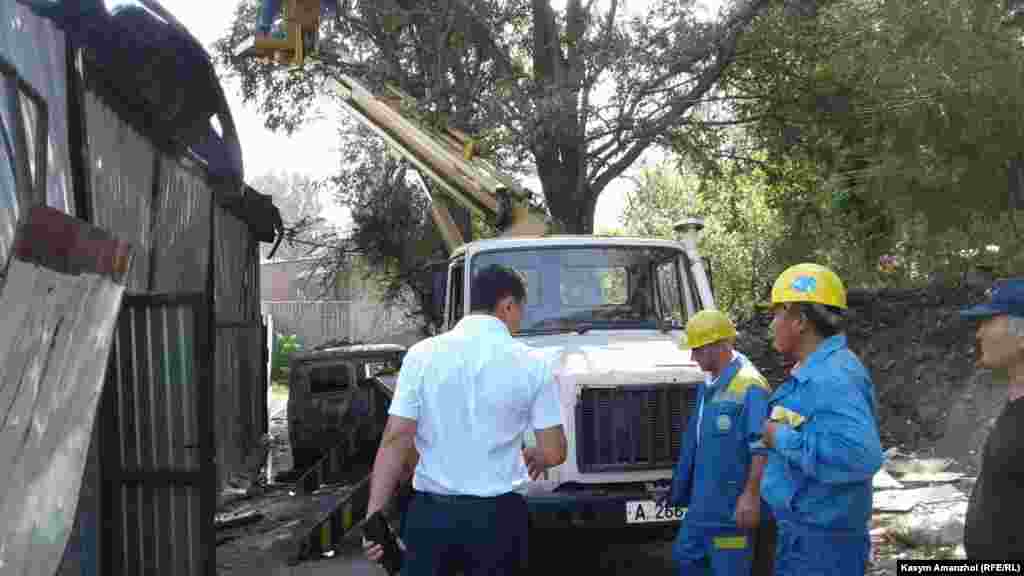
xmin=237 ymin=12 xmax=548 ymax=251
xmin=327 ymin=74 xmax=547 ymax=251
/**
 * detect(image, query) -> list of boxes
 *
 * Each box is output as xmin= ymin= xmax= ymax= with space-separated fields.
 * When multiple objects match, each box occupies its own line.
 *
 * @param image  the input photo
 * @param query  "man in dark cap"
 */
xmin=960 ymin=277 xmax=1024 ymax=560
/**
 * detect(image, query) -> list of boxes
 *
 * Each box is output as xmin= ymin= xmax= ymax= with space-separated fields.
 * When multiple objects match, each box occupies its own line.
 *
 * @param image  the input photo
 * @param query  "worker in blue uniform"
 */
xmin=757 ymin=263 xmax=884 ymax=575
xmin=668 ymin=309 xmax=772 ymax=576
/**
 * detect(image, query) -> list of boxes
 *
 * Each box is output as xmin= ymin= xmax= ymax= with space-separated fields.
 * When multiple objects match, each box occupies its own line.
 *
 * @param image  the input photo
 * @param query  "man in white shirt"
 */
xmin=363 ymin=264 xmax=567 ymax=575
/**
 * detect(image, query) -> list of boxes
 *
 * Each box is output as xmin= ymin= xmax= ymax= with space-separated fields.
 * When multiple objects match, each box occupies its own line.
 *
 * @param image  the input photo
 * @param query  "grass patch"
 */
xmin=270 ymin=381 xmax=289 ymax=403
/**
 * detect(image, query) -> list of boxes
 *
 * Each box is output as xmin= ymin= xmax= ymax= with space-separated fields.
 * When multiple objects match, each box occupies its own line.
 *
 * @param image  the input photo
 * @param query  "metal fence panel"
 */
xmin=149 ymin=155 xmax=210 ymax=294
xmin=262 ymin=300 xmax=417 ymax=349
xmin=214 ymin=324 xmax=266 ymax=488
xmin=216 ymin=208 xmax=257 ymax=323
xmin=102 ymin=293 xmax=214 ymax=576
xmin=85 ymin=91 xmax=154 ymax=292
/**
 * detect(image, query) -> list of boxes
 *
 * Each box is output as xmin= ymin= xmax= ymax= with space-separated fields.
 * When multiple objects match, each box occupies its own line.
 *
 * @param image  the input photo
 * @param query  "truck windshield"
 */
xmin=470 ymin=246 xmax=688 ymax=333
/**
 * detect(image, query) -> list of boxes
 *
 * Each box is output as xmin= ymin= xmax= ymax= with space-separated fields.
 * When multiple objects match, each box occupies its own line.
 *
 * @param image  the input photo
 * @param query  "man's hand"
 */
xmin=522 ymin=447 xmax=547 ymax=480
xmin=363 ymin=537 xmax=384 ymax=564
xmin=734 ymin=489 xmax=761 ymax=530
xmin=762 ymin=420 xmax=779 ymax=450
xmin=362 ymin=535 xmax=406 ymax=565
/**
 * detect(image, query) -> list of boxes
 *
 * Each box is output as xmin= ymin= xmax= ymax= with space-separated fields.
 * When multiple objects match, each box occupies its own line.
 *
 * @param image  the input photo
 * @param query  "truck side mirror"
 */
xmin=431 ymin=266 xmax=448 ymax=321
xmin=702 ymin=256 xmax=713 ymax=294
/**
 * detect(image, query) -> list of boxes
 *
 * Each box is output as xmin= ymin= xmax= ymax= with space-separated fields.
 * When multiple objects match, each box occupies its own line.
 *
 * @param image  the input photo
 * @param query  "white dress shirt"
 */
xmin=388 ymin=314 xmax=563 ymax=497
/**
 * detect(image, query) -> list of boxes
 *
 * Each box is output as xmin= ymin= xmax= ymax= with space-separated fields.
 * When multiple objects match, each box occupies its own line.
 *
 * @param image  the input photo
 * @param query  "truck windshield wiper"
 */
xmin=517 ymin=327 xmax=579 ymax=336
xmin=518 ymin=324 xmax=593 ymax=336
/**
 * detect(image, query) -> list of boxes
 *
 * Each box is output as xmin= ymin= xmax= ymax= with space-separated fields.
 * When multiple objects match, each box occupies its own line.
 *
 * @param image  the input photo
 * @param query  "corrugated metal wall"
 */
xmin=262 ymin=301 xmax=352 ymax=349
xmin=86 ymin=90 xmax=154 ymax=292
xmin=101 ymin=295 xmax=213 ymax=576
xmin=1 ymin=6 xmax=268 ymax=573
xmin=214 ymin=207 xmax=265 ymax=487
xmin=83 ymin=90 xmax=265 ymax=489
xmin=261 ymin=300 xmax=417 ymax=349
xmin=59 ymin=87 xmax=265 ymax=574
xmin=149 ymin=154 xmax=210 ymax=293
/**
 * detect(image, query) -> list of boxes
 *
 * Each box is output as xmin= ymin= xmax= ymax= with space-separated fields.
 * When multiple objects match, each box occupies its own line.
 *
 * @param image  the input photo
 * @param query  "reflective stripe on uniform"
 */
xmin=713 ymin=535 xmax=748 ymax=550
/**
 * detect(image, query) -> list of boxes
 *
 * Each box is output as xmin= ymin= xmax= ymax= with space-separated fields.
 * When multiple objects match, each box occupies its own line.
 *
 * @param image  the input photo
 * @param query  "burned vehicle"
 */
xmin=287 ymin=343 xmax=406 ymax=470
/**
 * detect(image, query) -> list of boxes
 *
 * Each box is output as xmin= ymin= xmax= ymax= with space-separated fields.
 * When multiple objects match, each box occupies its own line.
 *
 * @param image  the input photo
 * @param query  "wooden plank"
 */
xmin=0 ymin=205 xmax=132 ymax=576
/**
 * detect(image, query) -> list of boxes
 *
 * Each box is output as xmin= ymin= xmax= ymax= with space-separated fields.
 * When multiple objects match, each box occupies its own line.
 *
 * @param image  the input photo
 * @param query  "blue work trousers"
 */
xmin=674 ymin=522 xmax=754 ymax=576
xmin=773 ymin=521 xmax=870 ymax=576
xmin=402 ymin=491 xmax=529 ymax=576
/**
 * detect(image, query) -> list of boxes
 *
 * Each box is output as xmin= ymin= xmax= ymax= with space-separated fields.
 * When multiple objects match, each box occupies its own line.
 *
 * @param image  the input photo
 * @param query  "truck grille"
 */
xmin=575 ymin=384 xmax=698 ymax=473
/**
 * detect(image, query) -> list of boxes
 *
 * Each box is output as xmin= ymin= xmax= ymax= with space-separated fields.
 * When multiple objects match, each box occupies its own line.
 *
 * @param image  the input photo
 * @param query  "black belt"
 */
xmin=414 ymin=490 xmax=521 ymax=504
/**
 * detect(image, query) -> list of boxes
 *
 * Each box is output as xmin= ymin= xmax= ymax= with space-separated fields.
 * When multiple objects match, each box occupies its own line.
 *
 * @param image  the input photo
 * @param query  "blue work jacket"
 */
xmin=668 ymin=355 xmax=771 ymax=527
xmin=757 ymin=334 xmax=884 ymax=533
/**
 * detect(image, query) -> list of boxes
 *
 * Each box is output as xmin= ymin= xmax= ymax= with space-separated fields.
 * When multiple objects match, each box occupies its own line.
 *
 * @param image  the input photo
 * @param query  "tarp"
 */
xmin=0 ymin=205 xmax=133 ymax=576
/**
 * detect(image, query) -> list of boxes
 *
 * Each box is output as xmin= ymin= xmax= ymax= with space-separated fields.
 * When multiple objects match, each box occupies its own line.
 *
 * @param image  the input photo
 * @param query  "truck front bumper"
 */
xmin=526 ymin=488 xmax=684 ymax=533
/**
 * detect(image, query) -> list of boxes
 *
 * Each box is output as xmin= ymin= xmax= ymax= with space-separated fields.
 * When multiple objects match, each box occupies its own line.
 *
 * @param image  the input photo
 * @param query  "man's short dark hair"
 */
xmin=471 ymin=264 xmax=526 ymax=313
xmin=793 ymin=302 xmax=845 ymax=338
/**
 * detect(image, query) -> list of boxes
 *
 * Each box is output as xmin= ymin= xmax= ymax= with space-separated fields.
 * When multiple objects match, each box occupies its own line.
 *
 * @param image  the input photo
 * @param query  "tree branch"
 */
xmin=591 ymin=14 xmax=750 ymax=193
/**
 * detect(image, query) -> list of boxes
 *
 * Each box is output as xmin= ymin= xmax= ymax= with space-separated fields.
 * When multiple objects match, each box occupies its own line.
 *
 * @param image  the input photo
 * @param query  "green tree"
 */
xmin=621 ymin=160 xmax=785 ymax=316
xmin=684 ymin=0 xmax=1024 ymax=284
xmin=214 ymin=0 xmax=821 ymax=234
xmin=323 ymin=131 xmax=451 ymax=331
xmin=271 ymin=332 xmax=303 ymax=382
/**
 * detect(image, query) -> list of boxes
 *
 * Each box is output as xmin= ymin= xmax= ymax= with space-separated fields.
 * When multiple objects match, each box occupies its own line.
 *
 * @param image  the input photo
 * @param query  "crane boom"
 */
xmin=326 ymin=75 xmax=548 ymax=251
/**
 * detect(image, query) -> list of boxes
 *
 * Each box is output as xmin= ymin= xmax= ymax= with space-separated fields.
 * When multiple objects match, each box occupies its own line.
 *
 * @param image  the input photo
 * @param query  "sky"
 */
xmin=158 ymin=0 xmax=725 ymax=233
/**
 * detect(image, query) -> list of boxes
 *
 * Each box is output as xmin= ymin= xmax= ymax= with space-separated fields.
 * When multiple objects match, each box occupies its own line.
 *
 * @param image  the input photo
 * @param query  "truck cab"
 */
xmin=437 ymin=232 xmax=712 ymax=531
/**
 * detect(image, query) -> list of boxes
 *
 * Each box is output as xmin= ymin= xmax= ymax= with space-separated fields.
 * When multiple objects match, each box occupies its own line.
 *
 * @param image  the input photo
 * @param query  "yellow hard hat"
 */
xmin=769 ymin=263 xmax=848 ymax=310
xmin=682 ymin=309 xmax=738 ymax=350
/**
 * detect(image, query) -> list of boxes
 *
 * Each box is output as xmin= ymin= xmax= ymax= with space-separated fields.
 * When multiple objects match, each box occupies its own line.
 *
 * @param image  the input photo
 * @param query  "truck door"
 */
xmin=444 ymin=259 xmax=465 ymax=331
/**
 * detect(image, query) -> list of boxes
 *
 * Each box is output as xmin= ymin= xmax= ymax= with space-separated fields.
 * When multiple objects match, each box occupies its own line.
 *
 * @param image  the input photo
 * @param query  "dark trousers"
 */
xmin=751 ymin=511 xmax=777 ymax=576
xmin=401 ymin=491 xmax=528 ymax=576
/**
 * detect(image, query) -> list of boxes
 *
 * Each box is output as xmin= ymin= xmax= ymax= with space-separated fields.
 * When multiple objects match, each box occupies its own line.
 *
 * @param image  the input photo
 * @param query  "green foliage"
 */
xmin=622 ymin=161 xmax=788 ymax=317
xmin=271 ymin=333 xmax=303 ymax=382
xmin=671 ymin=0 xmax=1024 ymax=291
xmin=600 ymin=268 xmax=628 ymax=305
xmin=329 ymin=130 xmax=450 ymax=330
xmin=212 ymin=0 xmax=811 ymax=235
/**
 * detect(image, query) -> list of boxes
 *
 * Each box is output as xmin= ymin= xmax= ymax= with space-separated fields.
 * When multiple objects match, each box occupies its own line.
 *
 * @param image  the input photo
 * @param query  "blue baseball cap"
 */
xmin=960 ymin=278 xmax=1024 ymax=319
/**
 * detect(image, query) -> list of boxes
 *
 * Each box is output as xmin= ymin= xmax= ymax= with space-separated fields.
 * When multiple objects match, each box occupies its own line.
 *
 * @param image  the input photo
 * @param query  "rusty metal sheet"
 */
xmin=0 ymin=205 xmax=133 ymax=576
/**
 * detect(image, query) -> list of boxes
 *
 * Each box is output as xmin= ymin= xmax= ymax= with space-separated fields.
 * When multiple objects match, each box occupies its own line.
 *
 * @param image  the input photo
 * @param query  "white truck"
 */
xmin=436 ymin=231 xmax=713 ymax=533
xmin=326 ymin=70 xmax=718 ymax=532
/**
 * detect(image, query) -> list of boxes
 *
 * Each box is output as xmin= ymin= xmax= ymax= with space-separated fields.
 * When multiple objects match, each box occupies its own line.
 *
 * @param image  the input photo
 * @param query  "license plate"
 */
xmin=625 ymin=500 xmax=686 ymax=524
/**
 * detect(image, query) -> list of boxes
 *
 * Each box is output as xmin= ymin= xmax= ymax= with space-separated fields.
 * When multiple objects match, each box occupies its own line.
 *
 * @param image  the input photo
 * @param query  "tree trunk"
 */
xmin=539 ymin=163 xmax=598 ymax=234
